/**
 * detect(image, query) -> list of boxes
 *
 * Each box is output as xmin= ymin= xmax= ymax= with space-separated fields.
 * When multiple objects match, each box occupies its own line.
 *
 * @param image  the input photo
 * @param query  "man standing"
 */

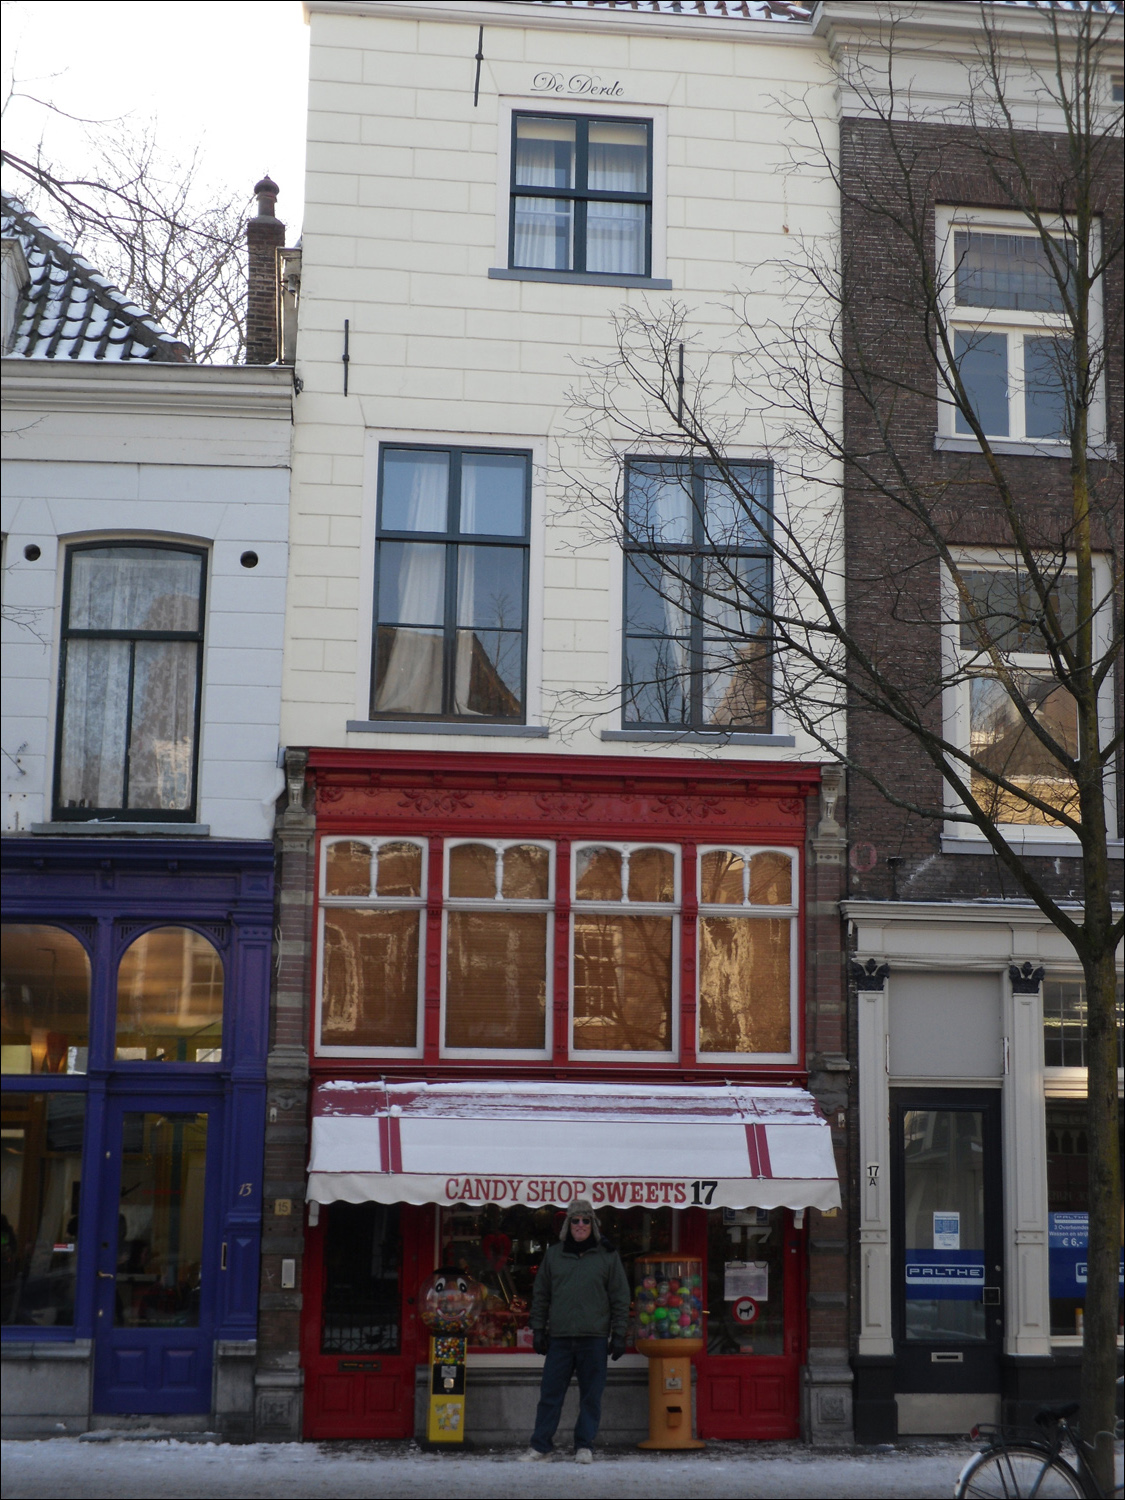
xmin=521 ymin=1198 xmax=631 ymax=1464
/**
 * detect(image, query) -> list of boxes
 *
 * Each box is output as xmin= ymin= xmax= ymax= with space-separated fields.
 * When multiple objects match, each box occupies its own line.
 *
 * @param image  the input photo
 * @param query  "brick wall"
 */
xmin=839 ymin=116 xmax=1124 ymax=908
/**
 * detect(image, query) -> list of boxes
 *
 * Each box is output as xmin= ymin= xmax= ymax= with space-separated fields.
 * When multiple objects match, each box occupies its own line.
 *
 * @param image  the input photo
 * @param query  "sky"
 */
xmin=2 ymin=0 xmax=310 ymax=236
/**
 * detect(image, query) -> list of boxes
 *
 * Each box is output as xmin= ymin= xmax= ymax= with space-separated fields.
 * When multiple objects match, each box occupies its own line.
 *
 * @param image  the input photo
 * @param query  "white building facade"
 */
xmin=263 ymin=0 xmax=855 ymax=1448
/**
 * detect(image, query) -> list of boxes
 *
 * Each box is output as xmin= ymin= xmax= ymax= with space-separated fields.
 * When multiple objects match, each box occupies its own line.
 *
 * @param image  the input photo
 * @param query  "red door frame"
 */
xmin=686 ymin=1207 xmax=807 ymax=1440
xmin=301 ymin=1204 xmax=435 ymax=1440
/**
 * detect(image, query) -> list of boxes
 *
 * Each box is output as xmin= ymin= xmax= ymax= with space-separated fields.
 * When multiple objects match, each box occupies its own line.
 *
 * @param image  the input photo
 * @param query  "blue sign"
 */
xmin=905 ymin=1249 xmax=986 ymax=1301
xmin=1048 ymin=1213 xmax=1124 ymax=1299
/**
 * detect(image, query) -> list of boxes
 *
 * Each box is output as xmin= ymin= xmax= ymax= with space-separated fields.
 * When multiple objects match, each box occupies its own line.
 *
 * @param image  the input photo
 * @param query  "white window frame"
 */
xmin=440 ymin=838 xmax=554 ymax=1061
xmin=315 ymin=835 xmax=428 ymax=1060
xmin=568 ymin=841 xmax=680 ymax=1063
xmin=493 ymin=95 xmax=668 ymax=282
xmin=940 ymin=550 xmax=1116 ymax=848
xmin=695 ymin=845 xmax=801 ymax=1066
xmin=935 ymin=206 xmax=1106 ymax=450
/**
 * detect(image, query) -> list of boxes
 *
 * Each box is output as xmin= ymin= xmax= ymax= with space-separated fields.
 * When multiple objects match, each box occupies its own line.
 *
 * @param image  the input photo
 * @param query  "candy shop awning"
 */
xmin=307 ymin=1081 xmax=841 ymax=1213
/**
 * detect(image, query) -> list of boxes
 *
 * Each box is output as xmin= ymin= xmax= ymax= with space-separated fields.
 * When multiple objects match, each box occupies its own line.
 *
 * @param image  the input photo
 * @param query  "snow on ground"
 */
xmin=1 ymin=1436 xmax=977 ymax=1499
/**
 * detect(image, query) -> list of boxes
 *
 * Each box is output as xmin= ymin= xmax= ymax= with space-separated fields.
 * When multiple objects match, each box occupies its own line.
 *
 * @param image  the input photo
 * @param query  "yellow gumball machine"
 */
xmin=633 ymin=1254 xmax=705 ymax=1450
xmin=418 ymin=1268 xmax=483 ymax=1444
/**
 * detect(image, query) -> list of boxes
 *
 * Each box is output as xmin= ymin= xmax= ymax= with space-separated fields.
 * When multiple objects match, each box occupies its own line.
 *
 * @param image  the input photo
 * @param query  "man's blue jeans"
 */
xmin=529 ymin=1336 xmax=608 ymax=1453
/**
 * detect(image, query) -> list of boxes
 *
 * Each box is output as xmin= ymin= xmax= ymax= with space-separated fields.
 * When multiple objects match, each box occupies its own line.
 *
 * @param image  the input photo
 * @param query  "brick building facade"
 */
xmin=812 ymin=3 xmax=1124 ymax=1442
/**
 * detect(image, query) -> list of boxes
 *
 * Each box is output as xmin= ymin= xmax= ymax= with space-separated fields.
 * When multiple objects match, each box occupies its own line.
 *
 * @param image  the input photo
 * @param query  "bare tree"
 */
xmin=2 ymin=80 xmax=249 ymax=363
xmin=565 ymin=3 xmax=1122 ymax=1471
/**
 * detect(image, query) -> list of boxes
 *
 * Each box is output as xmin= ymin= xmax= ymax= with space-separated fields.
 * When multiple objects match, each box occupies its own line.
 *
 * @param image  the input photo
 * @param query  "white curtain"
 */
xmin=513 ymin=197 xmax=571 ymax=271
xmin=374 ymin=457 xmax=448 ymax=715
xmin=586 ymin=201 xmax=644 ymax=275
xmin=59 ymin=550 xmax=201 ymax=811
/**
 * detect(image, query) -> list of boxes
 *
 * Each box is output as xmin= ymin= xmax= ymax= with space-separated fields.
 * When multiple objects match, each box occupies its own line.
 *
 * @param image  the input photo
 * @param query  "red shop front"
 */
xmin=297 ymin=750 xmax=842 ymax=1444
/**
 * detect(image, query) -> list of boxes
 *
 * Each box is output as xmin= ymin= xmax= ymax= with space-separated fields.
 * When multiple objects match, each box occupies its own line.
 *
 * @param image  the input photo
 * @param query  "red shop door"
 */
xmin=689 ymin=1207 xmax=804 ymax=1440
xmin=302 ymin=1202 xmax=430 ymax=1439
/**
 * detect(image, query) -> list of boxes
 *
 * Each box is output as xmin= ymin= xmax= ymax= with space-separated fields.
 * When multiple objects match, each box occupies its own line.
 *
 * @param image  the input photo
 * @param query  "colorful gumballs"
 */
xmin=643 ymin=1277 xmax=656 ymax=1290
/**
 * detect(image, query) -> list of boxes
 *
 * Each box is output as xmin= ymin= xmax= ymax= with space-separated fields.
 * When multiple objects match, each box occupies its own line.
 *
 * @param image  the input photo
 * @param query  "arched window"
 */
xmin=1 ymin=925 xmax=91 ymax=1074
xmin=116 ymin=926 xmax=223 ymax=1063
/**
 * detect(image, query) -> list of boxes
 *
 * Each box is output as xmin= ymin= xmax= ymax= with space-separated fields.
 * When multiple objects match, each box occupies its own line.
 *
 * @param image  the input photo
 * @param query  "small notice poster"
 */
xmin=933 ymin=1211 xmax=961 ymax=1250
xmin=724 ymin=1261 xmax=768 ymax=1301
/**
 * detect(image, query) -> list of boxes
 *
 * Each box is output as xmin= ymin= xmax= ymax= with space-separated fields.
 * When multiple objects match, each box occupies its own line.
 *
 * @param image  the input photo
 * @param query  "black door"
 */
xmin=891 ymin=1090 xmax=1004 ymax=1397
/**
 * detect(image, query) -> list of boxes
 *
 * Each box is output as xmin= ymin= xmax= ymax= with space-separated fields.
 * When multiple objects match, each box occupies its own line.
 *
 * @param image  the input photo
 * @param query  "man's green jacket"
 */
xmin=530 ymin=1239 xmax=631 ymax=1341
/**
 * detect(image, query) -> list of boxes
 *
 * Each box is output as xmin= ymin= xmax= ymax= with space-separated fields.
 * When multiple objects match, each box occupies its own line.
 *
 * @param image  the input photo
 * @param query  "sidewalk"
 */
xmin=1 ymin=1436 xmax=976 ymax=1499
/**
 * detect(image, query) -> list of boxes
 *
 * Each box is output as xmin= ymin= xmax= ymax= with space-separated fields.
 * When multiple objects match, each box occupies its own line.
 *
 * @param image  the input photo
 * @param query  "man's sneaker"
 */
xmin=519 ymin=1447 xmax=550 ymax=1461
xmin=575 ymin=1447 xmax=594 ymax=1464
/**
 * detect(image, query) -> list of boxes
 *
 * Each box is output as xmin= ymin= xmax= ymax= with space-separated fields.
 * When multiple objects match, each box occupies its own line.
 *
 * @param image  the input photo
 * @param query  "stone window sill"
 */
xmin=934 ymin=434 xmax=1117 ymax=461
xmin=347 ymin=720 xmax=549 ymax=738
xmin=602 ymin=729 xmax=795 ymax=746
xmin=30 ymin=821 xmax=210 ymax=836
xmin=489 ymin=268 xmax=672 ymax=290
xmin=940 ymin=834 xmax=1123 ymax=859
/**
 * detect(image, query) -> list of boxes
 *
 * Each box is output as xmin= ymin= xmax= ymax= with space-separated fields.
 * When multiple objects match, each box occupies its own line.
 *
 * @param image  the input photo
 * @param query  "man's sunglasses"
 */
xmin=570 ymin=1216 xmax=592 ymax=1225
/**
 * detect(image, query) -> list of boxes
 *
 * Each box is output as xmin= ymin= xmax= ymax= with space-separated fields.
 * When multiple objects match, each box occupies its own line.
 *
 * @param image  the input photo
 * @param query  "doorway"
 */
xmin=302 ymin=1201 xmax=428 ymax=1438
xmin=691 ymin=1207 xmax=804 ymax=1439
xmin=891 ymin=1090 xmax=1004 ymax=1432
xmin=92 ymin=1097 xmax=222 ymax=1414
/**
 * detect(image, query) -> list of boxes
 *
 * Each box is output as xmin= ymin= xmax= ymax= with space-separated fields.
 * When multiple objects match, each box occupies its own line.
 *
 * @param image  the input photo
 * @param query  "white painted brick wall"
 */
xmin=1 ymin=370 xmax=291 ymax=839
xmin=284 ymin=3 xmax=844 ymax=762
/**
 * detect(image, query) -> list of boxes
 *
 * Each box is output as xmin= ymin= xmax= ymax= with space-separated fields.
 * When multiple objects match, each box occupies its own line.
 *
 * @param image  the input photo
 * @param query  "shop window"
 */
xmin=320 ymin=1201 xmax=402 ymax=1353
xmin=371 ymin=445 xmax=530 ymax=722
xmin=318 ymin=839 xmax=426 ymax=1056
xmin=1 ymin=925 xmax=91 ymax=1075
xmin=697 ymin=848 xmax=798 ymax=1061
xmin=443 ymin=841 xmax=552 ymax=1055
xmin=55 ymin=543 xmax=206 ymax=821
xmin=937 ymin=209 xmax=1104 ymax=446
xmin=1043 ymin=976 xmax=1124 ymax=1070
xmin=571 ymin=843 xmax=678 ymax=1057
xmin=1045 ymin=1099 xmax=1124 ymax=1338
xmin=440 ymin=1202 xmax=674 ymax=1351
xmin=706 ymin=1208 xmax=786 ymax=1356
xmin=0 ymin=1092 xmax=84 ymax=1326
xmin=510 ymin=113 xmax=652 ymax=277
xmin=623 ymin=459 xmax=772 ymax=730
xmin=115 ymin=926 xmax=224 ymax=1063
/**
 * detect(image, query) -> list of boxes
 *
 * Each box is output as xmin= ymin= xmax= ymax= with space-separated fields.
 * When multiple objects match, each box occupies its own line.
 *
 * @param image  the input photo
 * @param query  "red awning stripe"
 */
xmin=745 ymin=1122 xmax=772 ymax=1178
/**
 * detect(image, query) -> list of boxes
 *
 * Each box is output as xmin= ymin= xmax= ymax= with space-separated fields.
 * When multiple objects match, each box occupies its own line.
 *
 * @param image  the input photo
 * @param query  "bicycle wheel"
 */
xmin=955 ymin=1446 xmax=1088 ymax=1498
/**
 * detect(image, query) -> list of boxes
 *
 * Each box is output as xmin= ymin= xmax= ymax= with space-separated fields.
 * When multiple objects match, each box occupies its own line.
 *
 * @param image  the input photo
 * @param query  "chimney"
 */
xmin=246 ymin=176 xmax=285 ymax=364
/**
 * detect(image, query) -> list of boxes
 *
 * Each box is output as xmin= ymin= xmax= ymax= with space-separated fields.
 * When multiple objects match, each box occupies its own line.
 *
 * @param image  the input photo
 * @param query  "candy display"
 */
xmin=632 ymin=1254 xmax=704 ymax=1357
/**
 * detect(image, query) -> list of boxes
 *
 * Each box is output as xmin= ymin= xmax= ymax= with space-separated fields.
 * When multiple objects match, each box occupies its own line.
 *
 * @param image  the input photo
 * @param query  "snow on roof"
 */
xmin=533 ymin=1 xmax=812 ymax=18
xmin=1 ymin=194 xmax=189 ymax=363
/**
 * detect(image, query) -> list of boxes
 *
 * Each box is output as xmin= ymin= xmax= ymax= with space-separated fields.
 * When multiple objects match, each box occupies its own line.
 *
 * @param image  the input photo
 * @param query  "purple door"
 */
xmin=92 ymin=1098 xmax=222 ymax=1414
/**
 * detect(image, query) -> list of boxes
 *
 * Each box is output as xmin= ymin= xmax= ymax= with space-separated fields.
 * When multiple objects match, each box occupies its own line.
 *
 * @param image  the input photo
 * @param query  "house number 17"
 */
xmin=691 ymin=1180 xmax=718 ymax=1205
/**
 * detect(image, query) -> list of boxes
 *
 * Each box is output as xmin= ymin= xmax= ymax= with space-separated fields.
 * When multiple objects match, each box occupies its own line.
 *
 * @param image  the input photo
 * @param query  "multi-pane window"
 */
xmin=510 ymin=113 xmax=652 ymax=277
xmin=443 ymin=842 xmax=552 ymax=1055
xmin=954 ymin=567 xmax=1080 ymax=825
xmin=318 ymin=838 xmax=427 ymax=1055
xmin=55 ymin=543 xmax=206 ymax=819
xmin=371 ymin=446 xmax=530 ymax=721
xmin=941 ymin=214 xmax=1089 ymax=443
xmin=624 ymin=459 xmax=772 ymax=729
xmin=697 ymin=847 xmax=798 ymax=1060
xmin=1043 ymin=976 xmax=1124 ymax=1070
xmin=571 ymin=843 xmax=678 ymax=1057
xmin=314 ymin=836 xmax=804 ymax=1065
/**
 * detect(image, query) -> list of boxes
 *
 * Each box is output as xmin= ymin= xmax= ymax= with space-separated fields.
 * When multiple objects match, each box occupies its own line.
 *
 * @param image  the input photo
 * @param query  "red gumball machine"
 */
xmin=419 ymin=1268 xmax=483 ymax=1444
xmin=632 ymin=1253 xmax=705 ymax=1450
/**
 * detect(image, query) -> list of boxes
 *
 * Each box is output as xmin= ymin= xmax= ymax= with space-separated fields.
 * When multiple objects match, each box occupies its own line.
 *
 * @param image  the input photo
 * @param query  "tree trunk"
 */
xmin=1078 ymin=943 xmax=1121 ymax=1493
